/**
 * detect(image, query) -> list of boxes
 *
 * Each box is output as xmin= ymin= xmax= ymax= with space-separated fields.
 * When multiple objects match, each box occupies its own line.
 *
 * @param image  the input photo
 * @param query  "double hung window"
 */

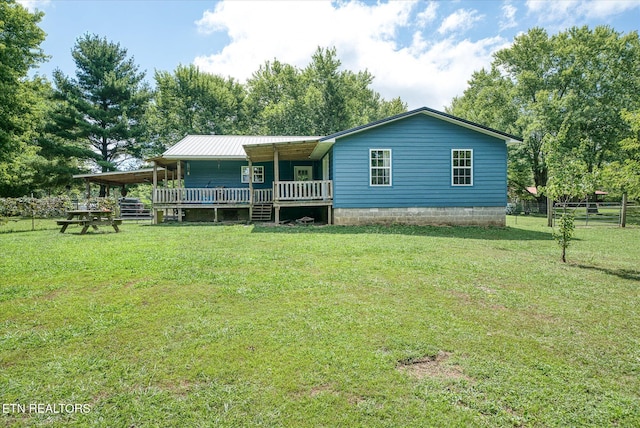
xmin=241 ymin=166 xmax=264 ymax=183
xmin=452 ymin=149 xmax=473 ymax=186
xmin=370 ymin=149 xmax=391 ymax=186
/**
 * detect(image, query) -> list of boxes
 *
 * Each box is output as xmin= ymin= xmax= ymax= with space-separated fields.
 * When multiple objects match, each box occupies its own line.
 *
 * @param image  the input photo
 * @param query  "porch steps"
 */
xmin=252 ymin=204 xmax=273 ymax=222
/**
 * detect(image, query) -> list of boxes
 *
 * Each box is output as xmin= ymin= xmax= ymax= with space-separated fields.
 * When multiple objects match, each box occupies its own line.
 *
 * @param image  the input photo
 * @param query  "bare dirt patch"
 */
xmin=309 ymin=384 xmax=336 ymax=397
xmin=397 ymin=351 xmax=471 ymax=381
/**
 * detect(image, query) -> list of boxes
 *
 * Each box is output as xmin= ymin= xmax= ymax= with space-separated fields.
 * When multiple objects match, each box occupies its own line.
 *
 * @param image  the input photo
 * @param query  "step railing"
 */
xmin=253 ymin=188 xmax=273 ymax=204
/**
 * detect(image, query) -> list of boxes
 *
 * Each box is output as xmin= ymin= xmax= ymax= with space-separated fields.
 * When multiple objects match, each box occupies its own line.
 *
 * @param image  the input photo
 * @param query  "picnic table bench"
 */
xmin=57 ymin=210 xmax=122 ymax=234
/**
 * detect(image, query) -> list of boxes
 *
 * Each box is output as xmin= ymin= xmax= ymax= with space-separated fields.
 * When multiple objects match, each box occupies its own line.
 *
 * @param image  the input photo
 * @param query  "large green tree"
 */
xmin=145 ymin=64 xmax=246 ymax=154
xmin=0 ymin=0 xmax=47 ymax=196
xmin=448 ymin=26 xmax=640 ymax=200
xmin=602 ymin=110 xmax=640 ymax=201
xmin=246 ymin=47 xmax=406 ymax=136
xmin=51 ymin=34 xmax=151 ymax=184
xmin=0 ymin=0 xmax=46 ymax=159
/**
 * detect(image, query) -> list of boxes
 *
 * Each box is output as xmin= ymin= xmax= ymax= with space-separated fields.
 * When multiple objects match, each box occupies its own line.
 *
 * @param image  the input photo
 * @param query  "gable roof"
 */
xmin=307 ymin=106 xmax=521 ymax=160
xmin=319 ymin=106 xmax=521 ymax=143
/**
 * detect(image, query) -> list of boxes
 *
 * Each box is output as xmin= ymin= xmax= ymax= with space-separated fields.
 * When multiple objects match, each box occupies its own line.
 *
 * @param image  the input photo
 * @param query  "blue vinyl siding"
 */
xmin=332 ymin=113 xmax=507 ymax=208
xmin=184 ymin=160 xmax=323 ymax=188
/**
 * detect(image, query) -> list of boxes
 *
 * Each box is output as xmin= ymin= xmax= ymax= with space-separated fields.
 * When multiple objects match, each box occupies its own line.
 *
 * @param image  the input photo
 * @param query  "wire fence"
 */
xmin=552 ymin=201 xmax=639 ymax=227
xmin=507 ymin=198 xmax=640 ymax=227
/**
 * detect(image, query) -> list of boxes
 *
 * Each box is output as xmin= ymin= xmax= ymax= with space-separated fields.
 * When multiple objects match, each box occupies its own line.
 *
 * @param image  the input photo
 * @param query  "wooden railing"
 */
xmin=154 ymin=181 xmax=332 ymax=205
xmin=275 ymin=180 xmax=333 ymax=201
xmin=254 ymin=189 xmax=273 ymax=203
xmin=155 ymin=188 xmax=251 ymax=204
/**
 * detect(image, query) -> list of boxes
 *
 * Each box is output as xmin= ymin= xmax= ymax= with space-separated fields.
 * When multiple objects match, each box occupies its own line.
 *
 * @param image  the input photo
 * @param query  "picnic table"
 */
xmin=57 ymin=210 xmax=122 ymax=234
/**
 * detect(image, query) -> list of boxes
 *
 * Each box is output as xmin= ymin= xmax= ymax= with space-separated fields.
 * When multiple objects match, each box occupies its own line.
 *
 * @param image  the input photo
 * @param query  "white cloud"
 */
xmin=193 ymin=1 xmax=507 ymax=110
xmin=525 ymin=0 xmax=640 ymax=25
xmin=416 ymin=2 xmax=439 ymax=27
xmin=437 ymin=9 xmax=484 ymax=35
xmin=579 ymin=0 xmax=640 ymax=19
xmin=500 ymin=2 xmax=518 ymax=31
xmin=15 ymin=0 xmax=50 ymax=11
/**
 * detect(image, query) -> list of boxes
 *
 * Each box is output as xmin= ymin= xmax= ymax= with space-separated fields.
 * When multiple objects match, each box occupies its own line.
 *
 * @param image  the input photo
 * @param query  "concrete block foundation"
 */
xmin=333 ymin=206 xmax=505 ymax=227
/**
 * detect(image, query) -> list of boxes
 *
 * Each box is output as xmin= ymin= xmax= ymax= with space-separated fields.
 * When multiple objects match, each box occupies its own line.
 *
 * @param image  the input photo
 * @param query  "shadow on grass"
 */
xmin=250 ymin=224 xmax=553 ymax=241
xmin=574 ymin=264 xmax=640 ymax=282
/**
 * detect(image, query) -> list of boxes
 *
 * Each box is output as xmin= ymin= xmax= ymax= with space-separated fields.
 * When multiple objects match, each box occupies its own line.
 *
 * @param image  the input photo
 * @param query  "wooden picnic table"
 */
xmin=57 ymin=209 xmax=122 ymax=234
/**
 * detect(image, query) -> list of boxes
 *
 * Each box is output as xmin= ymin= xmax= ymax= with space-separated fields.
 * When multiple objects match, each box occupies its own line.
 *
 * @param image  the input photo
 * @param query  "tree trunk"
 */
xmin=547 ymin=196 xmax=553 ymax=227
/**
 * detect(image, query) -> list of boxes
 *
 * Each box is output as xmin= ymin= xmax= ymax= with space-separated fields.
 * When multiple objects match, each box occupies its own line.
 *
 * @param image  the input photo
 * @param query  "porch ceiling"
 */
xmin=244 ymin=141 xmax=321 ymax=162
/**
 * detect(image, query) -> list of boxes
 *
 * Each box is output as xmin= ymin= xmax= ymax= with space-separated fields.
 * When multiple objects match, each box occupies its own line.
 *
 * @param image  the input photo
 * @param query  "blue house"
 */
xmin=150 ymin=107 xmax=520 ymax=226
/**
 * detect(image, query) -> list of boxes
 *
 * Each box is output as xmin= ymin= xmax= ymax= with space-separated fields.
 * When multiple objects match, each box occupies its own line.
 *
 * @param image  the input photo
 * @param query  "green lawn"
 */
xmin=1 ymin=218 xmax=639 ymax=427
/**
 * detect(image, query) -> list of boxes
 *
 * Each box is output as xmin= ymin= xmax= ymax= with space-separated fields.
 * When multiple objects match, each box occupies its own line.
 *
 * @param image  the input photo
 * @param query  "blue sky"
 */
xmin=20 ymin=0 xmax=640 ymax=109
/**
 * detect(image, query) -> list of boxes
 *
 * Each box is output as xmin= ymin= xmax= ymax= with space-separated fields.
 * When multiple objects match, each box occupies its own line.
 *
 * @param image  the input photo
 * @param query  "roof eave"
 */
xmin=161 ymin=155 xmax=248 ymax=161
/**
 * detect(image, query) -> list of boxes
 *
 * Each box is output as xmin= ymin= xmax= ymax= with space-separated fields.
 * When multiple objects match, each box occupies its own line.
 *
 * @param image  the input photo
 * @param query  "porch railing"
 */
xmin=154 ymin=181 xmax=333 ymax=205
xmin=155 ymin=188 xmax=251 ymax=204
xmin=275 ymin=180 xmax=333 ymax=201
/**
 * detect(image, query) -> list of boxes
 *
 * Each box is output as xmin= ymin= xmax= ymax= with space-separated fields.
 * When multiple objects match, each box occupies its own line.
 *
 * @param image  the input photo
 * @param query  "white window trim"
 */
xmin=451 ymin=149 xmax=473 ymax=186
xmin=241 ymin=166 xmax=264 ymax=184
xmin=369 ymin=149 xmax=392 ymax=187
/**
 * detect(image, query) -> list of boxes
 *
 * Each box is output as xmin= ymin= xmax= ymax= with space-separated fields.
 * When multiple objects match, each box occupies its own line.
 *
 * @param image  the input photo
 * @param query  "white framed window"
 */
xmin=452 ymin=149 xmax=473 ymax=186
xmin=370 ymin=149 xmax=392 ymax=186
xmin=241 ymin=166 xmax=264 ymax=183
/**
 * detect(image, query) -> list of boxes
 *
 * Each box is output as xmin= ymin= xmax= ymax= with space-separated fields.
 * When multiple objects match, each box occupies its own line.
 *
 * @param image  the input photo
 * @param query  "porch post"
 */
xmin=152 ymin=161 xmax=158 ymax=224
xmin=327 ymin=205 xmax=332 ymax=225
xmin=85 ymin=180 xmax=91 ymax=200
xmin=248 ymin=159 xmax=253 ymax=221
xmin=274 ymin=146 xmax=280 ymax=224
xmin=177 ymin=161 xmax=182 ymax=222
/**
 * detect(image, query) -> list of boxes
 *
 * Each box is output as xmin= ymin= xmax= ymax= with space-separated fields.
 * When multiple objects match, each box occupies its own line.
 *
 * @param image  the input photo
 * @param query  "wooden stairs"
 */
xmin=251 ymin=204 xmax=273 ymax=222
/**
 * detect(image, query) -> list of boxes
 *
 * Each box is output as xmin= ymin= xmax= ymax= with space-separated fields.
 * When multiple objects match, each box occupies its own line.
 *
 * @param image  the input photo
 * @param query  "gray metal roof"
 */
xmin=162 ymin=135 xmax=320 ymax=159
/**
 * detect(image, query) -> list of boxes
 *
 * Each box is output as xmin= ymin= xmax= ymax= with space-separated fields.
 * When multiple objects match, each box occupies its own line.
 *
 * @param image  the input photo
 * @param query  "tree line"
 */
xmin=447 ymin=26 xmax=640 ymax=203
xmin=2 ymin=0 xmax=639 ymax=202
xmin=1 ymin=1 xmax=405 ymax=196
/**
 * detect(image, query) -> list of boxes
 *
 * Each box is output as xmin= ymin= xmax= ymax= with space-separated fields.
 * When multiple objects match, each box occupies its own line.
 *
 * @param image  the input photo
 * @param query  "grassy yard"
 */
xmin=1 ymin=217 xmax=639 ymax=427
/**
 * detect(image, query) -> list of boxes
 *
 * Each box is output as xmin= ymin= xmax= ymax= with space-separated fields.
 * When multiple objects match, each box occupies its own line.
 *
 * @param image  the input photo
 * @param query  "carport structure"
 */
xmin=73 ymin=167 xmax=171 ymax=198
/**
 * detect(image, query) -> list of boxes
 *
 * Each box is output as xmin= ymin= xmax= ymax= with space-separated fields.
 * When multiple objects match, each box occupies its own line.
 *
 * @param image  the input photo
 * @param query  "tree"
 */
xmin=543 ymin=126 xmax=597 ymax=262
xmin=0 ymin=1 xmax=47 ymax=196
xmin=601 ymin=110 xmax=640 ymax=227
xmin=448 ymin=26 xmax=640 ymax=202
xmin=245 ymin=47 xmax=406 ymax=135
xmin=51 ymin=34 xmax=151 ymax=192
xmin=245 ymin=59 xmax=314 ymax=135
xmin=145 ymin=64 xmax=246 ymax=154
xmin=0 ymin=0 xmax=47 ymax=161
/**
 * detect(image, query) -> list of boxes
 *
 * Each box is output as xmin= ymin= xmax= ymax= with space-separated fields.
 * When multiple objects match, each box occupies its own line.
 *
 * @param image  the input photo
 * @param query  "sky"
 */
xmin=18 ymin=0 xmax=640 ymax=110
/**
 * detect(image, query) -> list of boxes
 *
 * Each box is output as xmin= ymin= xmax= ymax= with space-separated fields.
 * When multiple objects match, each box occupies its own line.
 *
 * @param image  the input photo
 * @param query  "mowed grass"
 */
xmin=1 ymin=217 xmax=639 ymax=427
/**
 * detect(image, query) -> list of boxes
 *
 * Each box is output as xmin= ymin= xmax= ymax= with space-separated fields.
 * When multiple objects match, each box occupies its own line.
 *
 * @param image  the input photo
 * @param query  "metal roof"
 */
xmin=162 ymin=135 xmax=320 ymax=159
xmin=158 ymin=107 xmax=521 ymax=163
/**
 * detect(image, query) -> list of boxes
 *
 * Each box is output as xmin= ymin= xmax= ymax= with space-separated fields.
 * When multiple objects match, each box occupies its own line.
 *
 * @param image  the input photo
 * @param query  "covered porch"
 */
xmin=150 ymin=136 xmax=333 ymax=224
